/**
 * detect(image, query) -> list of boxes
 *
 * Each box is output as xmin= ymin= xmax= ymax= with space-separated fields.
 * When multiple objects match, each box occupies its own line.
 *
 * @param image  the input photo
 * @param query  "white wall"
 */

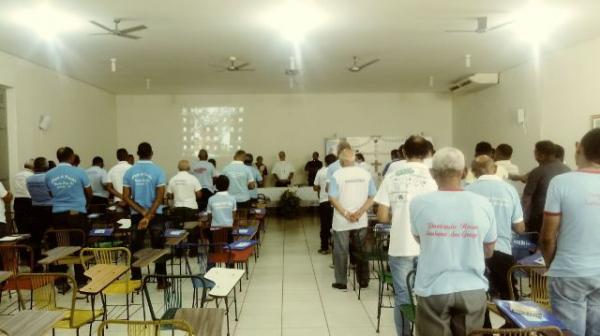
xmin=116 ymin=93 xmax=453 ymax=182
xmin=0 ymin=50 xmax=117 ymax=185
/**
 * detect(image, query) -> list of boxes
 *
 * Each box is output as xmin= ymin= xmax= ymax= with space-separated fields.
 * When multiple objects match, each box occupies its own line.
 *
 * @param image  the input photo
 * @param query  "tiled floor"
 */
xmin=0 ymin=213 xmax=504 ymax=335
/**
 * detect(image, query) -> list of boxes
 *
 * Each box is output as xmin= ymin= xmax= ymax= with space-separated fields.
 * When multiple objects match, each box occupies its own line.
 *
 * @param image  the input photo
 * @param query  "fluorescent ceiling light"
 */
xmin=513 ymin=1 xmax=569 ymax=44
xmin=11 ymin=4 xmax=83 ymax=40
xmin=261 ymin=1 xmax=327 ymax=42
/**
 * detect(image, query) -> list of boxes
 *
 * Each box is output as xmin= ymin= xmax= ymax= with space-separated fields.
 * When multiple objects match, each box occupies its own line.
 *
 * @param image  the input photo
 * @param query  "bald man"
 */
xmin=466 ymin=155 xmax=525 ymax=304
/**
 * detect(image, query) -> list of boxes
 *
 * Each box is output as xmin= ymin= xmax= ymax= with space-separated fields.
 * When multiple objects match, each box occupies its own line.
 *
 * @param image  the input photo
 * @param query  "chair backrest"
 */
xmin=80 ymin=247 xmax=132 ymax=269
xmin=15 ymin=273 xmax=77 ymax=327
xmin=406 ymin=270 xmax=417 ymax=307
xmin=44 ymin=228 xmax=87 ymax=248
xmin=142 ymin=274 xmax=212 ymax=321
xmin=508 ymin=265 xmax=549 ymax=308
xmin=0 ymin=244 xmax=34 ymax=276
xmin=98 ymin=319 xmax=193 ymax=336
xmin=469 ymin=327 xmax=562 ymax=335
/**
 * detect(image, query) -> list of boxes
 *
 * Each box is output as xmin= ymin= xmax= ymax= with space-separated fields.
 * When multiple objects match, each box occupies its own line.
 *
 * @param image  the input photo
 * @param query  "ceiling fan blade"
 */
xmin=120 ymin=34 xmax=141 ymax=40
xmin=234 ymin=62 xmax=250 ymax=70
xmin=486 ymin=20 xmax=515 ymax=32
xmin=237 ymin=68 xmax=255 ymax=72
xmin=119 ymin=25 xmax=147 ymax=34
xmin=358 ymin=59 xmax=380 ymax=69
xmin=90 ymin=20 xmax=114 ymax=33
xmin=476 ymin=16 xmax=488 ymax=31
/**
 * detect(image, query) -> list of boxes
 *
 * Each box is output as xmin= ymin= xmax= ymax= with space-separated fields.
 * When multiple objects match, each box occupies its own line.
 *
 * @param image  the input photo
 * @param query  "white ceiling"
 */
xmin=0 ymin=0 xmax=599 ymax=94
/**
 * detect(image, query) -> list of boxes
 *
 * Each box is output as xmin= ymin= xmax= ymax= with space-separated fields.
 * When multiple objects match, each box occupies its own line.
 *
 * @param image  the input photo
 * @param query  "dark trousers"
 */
xmin=275 ymin=180 xmax=290 ymax=187
xmin=130 ymin=214 xmax=167 ymax=280
xmin=237 ymin=200 xmax=251 ymax=209
xmin=483 ymin=250 xmax=517 ymax=328
xmin=172 ymin=207 xmax=201 ymax=256
xmin=318 ymin=201 xmax=333 ymax=250
xmin=13 ymin=197 xmax=32 ymax=234
xmin=333 ymin=228 xmax=370 ymax=286
xmin=30 ymin=205 xmax=52 ymax=263
xmin=197 ymin=189 xmax=213 ymax=212
xmin=50 ymin=212 xmax=90 ymax=285
xmin=90 ymin=196 xmax=109 ymax=205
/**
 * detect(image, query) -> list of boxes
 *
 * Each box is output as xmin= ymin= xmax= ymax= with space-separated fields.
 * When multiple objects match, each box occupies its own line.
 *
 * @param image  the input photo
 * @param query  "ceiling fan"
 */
xmin=445 ymin=16 xmax=513 ymax=34
xmin=90 ymin=18 xmax=147 ymax=40
xmin=213 ymin=57 xmax=255 ymax=72
xmin=348 ymin=56 xmax=380 ymax=72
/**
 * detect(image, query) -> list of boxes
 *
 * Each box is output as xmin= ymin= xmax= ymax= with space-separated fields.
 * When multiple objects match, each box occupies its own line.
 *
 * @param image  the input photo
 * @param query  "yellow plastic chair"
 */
xmin=97 ymin=319 xmax=193 ymax=335
xmin=508 ymin=265 xmax=550 ymax=309
xmin=15 ymin=273 xmax=102 ymax=336
xmin=80 ymin=247 xmax=142 ymax=319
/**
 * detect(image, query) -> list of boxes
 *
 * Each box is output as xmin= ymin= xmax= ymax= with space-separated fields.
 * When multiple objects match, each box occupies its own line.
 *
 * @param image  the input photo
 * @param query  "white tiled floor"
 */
xmin=0 ymin=213 xmax=504 ymax=335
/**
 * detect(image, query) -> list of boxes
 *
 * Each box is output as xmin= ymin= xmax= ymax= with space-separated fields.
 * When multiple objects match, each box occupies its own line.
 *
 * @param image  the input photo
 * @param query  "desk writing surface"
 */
xmin=132 ymin=248 xmax=169 ymax=268
xmin=518 ymin=252 xmax=546 ymax=266
xmin=39 ymin=246 xmax=81 ymax=265
xmin=79 ymin=264 xmax=129 ymax=294
xmin=0 ymin=310 xmax=63 ymax=336
xmin=204 ymin=268 xmax=245 ymax=297
xmin=495 ymin=300 xmax=566 ymax=329
xmin=165 ymin=232 xmax=188 ymax=246
xmin=174 ymin=308 xmax=224 ymax=336
xmin=0 ymin=271 xmax=12 ymax=283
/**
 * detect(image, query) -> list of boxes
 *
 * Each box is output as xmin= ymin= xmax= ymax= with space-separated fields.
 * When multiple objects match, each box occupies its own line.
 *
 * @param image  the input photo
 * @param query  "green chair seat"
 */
xmin=377 ymin=270 xmax=394 ymax=285
xmin=399 ymin=303 xmax=416 ymax=323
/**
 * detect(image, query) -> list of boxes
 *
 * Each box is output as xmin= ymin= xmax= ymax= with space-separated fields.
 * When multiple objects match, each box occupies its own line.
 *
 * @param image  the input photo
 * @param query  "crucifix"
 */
xmin=372 ymin=159 xmax=383 ymax=174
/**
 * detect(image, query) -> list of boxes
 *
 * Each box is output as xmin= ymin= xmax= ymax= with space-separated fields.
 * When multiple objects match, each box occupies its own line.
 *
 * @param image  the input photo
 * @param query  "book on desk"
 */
xmin=233 ymin=227 xmax=257 ymax=236
xmin=164 ymin=229 xmax=187 ymax=238
xmin=226 ymin=240 xmax=257 ymax=250
xmin=89 ymin=228 xmax=114 ymax=237
xmin=495 ymin=300 xmax=566 ymax=329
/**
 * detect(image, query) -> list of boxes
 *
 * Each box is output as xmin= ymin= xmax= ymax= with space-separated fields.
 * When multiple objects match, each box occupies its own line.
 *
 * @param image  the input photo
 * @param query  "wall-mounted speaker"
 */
xmin=39 ymin=115 xmax=51 ymax=130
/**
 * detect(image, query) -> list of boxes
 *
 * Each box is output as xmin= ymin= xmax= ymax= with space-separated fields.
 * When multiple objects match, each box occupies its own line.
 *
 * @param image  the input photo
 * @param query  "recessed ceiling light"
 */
xmin=512 ymin=1 xmax=570 ymax=44
xmin=11 ymin=4 xmax=83 ymax=40
xmin=260 ymin=1 xmax=327 ymax=43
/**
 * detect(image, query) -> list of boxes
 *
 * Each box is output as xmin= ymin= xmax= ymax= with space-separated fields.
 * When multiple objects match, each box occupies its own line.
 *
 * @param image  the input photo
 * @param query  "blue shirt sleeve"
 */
xmin=206 ymin=197 xmax=213 ymax=214
xmin=511 ymin=186 xmax=524 ymax=223
xmin=79 ymin=168 xmax=91 ymax=188
xmin=544 ymin=178 xmax=562 ymax=215
xmin=246 ymin=166 xmax=255 ymax=183
xmin=368 ymin=178 xmax=376 ymax=197
xmin=328 ymin=175 xmax=340 ymax=198
xmin=483 ymin=200 xmax=498 ymax=243
xmin=409 ymin=199 xmax=420 ymax=237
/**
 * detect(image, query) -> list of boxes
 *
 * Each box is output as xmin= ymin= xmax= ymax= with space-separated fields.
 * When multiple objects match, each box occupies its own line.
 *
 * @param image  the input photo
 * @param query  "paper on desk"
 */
xmin=117 ymin=218 xmax=131 ymax=229
xmin=0 ymin=236 xmax=19 ymax=242
xmin=534 ymin=257 xmax=546 ymax=265
xmin=107 ymin=205 xmax=117 ymax=211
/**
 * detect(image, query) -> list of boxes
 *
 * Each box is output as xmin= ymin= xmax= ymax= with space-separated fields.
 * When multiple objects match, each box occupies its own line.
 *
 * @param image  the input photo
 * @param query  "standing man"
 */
xmin=382 ymin=149 xmax=402 ymax=176
xmin=86 ymin=156 xmax=109 ymax=205
xmin=45 ymin=146 xmax=92 ymax=286
xmin=494 ymin=144 xmax=520 ymax=177
xmin=313 ymin=153 xmax=337 ymax=255
xmin=540 ymin=129 xmax=600 ymax=336
xmin=106 ymin=148 xmax=132 ymax=207
xmin=255 ymin=156 xmax=268 ymax=179
xmin=410 ymin=147 xmax=496 ymax=336
xmin=123 ymin=142 xmax=168 ymax=288
xmin=244 ymin=153 xmax=263 ymax=202
xmin=26 ymin=157 xmax=53 ymax=262
xmin=522 ymin=141 xmax=570 ymax=233
xmin=304 ymin=151 xmax=323 ymax=186
xmin=329 ymin=148 xmax=376 ymax=290
xmin=0 ymin=181 xmax=13 ymax=237
xmin=222 ymin=150 xmax=256 ymax=209
xmin=374 ymin=135 xmax=437 ymax=335
xmin=466 ymin=156 xmax=525 ymax=303
xmin=12 ymin=159 xmax=33 ymax=234
xmin=168 ymin=160 xmax=202 ymax=254
xmin=191 ymin=149 xmax=217 ymax=211
xmin=272 ymin=151 xmax=294 ymax=187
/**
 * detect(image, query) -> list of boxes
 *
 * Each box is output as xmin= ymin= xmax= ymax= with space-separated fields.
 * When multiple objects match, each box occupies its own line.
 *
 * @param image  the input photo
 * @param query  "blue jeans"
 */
xmin=549 ymin=276 xmax=600 ymax=336
xmin=389 ymin=256 xmax=417 ymax=336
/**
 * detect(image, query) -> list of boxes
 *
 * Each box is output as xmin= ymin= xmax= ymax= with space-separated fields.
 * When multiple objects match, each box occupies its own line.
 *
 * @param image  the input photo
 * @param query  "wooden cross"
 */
xmin=372 ymin=160 xmax=383 ymax=173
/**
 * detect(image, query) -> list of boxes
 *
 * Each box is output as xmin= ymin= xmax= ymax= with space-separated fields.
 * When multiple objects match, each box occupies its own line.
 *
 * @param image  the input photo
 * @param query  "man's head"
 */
xmin=355 ymin=153 xmax=365 ymax=163
xmin=128 ymin=154 xmax=134 ymax=165
xmin=390 ymin=149 xmax=400 ymax=160
xmin=431 ymin=147 xmax=466 ymax=182
xmin=208 ymin=158 xmax=217 ymax=168
xmin=198 ymin=149 xmax=208 ymax=160
xmin=116 ymin=148 xmax=129 ymax=162
xmin=495 ymin=144 xmax=513 ymax=161
xmin=178 ymin=160 xmax=190 ymax=172
xmin=256 ymin=156 xmax=263 ymax=164
xmin=278 ymin=151 xmax=286 ymax=161
xmin=73 ymin=154 xmax=80 ymax=167
xmin=48 ymin=160 xmax=56 ymax=169
xmin=92 ymin=156 xmax=104 ymax=168
xmin=244 ymin=153 xmax=254 ymax=165
xmin=475 ymin=141 xmax=494 ymax=157
xmin=534 ymin=140 xmax=556 ymax=164
xmin=324 ymin=154 xmax=336 ymax=167
xmin=215 ymin=175 xmax=230 ymax=192
xmin=471 ymin=155 xmax=496 ymax=178
xmin=137 ymin=142 xmax=153 ymax=160
xmin=425 ymin=140 xmax=435 ymax=157
xmin=554 ymin=144 xmax=565 ymax=162
xmin=398 ymin=145 xmax=406 ymax=160
xmin=56 ymin=146 xmax=75 ymax=164
xmin=33 ymin=157 xmax=48 ymax=173
xmin=577 ymin=128 xmax=600 ymax=167
xmin=234 ymin=150 xmax=246 ymax=161
xmin=339 ymin=148 xmax=356 ymax=167
xmin=312 ymin=152 xmax=319 ymax=160
xmin=337 ymin=141 xmax=351 ymax=155
xmin=24 ymin=159 xmax=34 ymax=170
xmin=403 ymin=135 xmax=429 ymax=161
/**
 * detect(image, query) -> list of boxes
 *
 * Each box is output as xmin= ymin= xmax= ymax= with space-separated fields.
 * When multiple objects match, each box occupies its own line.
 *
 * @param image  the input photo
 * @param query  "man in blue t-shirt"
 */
xmin=191 ymin=149 xmax=217 ymax=211
xmin=44 ymin=146 xmax=93 ymax=286
xmin=221 ymin=150 xmax=255 ymax=208
xmin=410 ymin=147 xmax=496 ymax=335
xmin=541 ymin=129 xmax=600 ymax=335
xmin=26 ymin=157 xmax=53 ymax=263
xmin=123 ymin=142 xmax=168 ymax=287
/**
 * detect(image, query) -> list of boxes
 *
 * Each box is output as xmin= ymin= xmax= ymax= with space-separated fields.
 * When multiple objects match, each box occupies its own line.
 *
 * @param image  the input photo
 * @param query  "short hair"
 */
xmin=208 ymin=158 xmax=216 ymax=167
xmin=324 ymin=154 xmax=336 ymax=166
xmin=404 ymin=135 xmax=429 ymax=159
xmin=432 ymin=147 xmax=465 ymax=176
xmin=339 ymin=148 xmax=355 ymax=165
xmin=535 ymin=140 xmax=556 ymax=157
xmin=137 ymin=142 xmax=153 ymax=159
xmin=390 ymin=149 xmax=400 ymax=159
xmin=581 ymin=128 xmax=600 ymax=164
xmin=33 ymin=157 xmax=48 ymax=172
xmin=116 ymin=148 xmax=129 ymax=161
xmin=398 ymin=145 xmax=406 ymax=159
xmin=355 ymin=153 xmax=365 ymax=162
xmin=56 ymin=147 xmax=74 ymax=162
xmin=244 ymin=153 xmax=254 ymax=165
xmin=475 ymin=141 xmax=493 ymax=156
xmin=278 ymin=151 xmax=286 ymax=159
xmin=425 ymin=140 xmax=435 ymax=154
xmin=215 ymin=175 xmax=230 ymax=192
xmin=198 ymin=149 xmax=208 ymax=160
xmin=554 ymin=144 xmax=565 ymax=161
xmin=256 ymin=156 xmax=263 ymax=161
xmin=178 ymin=160 xmax=190 ymax=171
xmin=234 ymin=150 xmax=246 ymax=160
xmin=312 ymin=151 xmax=319 ymax=157
xmin=92 ymin=156 xmax=103 ymax=166
xmin=73 ymin=154 xmax=80 ymax=166
xmin=471 ymin=155 xmax=495 ymax=177
xmin=24 ymin=159 xmax=34 ymax=169
xmin=337 ymin=141 xmax=351 ymax=155
xmin=48 ymin=160 xmax=56 ymax=169
xmin=496 ymin=144 xmax=513 ymax=159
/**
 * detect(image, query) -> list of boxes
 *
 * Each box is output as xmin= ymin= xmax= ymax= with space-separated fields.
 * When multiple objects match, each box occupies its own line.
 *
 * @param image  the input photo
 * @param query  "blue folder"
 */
xmin=164 ymin=229 xmax=187 ymax=238
xmin=89 ymin=228 xmax=114 ymax=237
xmin=518 ymin=252 xmax=545 ymax=266
xmin=226 ymin=240 xmax=257 ymax=250
xmin=494 ymin=300 xmax=566 ymax=329
xmin=233 ymin=227 xmax=258 ymax=236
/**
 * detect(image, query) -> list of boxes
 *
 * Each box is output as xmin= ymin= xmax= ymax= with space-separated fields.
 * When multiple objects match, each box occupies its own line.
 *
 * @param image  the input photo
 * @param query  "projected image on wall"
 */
xmin=181 ymin=106 xmax=244 ymax=158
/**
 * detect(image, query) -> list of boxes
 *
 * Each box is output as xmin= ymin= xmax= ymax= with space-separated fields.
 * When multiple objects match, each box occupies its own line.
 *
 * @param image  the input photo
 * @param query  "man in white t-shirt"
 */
xmin=12 ymin=159 xmax=33 ymax=236
xmin=0 ymin=182 xmax=14 ymax=237
xmin=329 ymin=148 xmax=376 ymax=290
xmin=168 ymin=160 xmax=202 ymax=254
xmin=313 ymin=153 xmax=337 ymax=254
xmin=106 ymin=148 xmax=132 ymax=206
xmin=374 ymin=135 xmax=437 ymax=336
xmin=191 ymin=149 xmax=217 ymax=211
xmin=86 ymin=156 xmax=110 ymax=205
xmin=272 ymin=151 xmax=295 ymax=187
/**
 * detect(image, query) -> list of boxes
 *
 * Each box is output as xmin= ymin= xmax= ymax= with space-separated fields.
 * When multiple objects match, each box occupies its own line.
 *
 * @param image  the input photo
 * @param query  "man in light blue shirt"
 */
xmin=191 ymin=149 xmax=217 ymax=211
xmin=86 ymin=156 xmax=109 ymax=205
xmin=207 ymin=175 xmax=237 ymax=229
xmin=466 ymin=155 xmax=525 ymax=303
xmin=123 ymin=142 xmax=168 ymax=286
xmin=244 ymin=153 xmax=263 ymax=202
xmin=410 ymin=147 xmax=496 ymax=336
xmin=26 ymin=157 xmax=53 ymax=264
xmin=221 ymin=150 xmax=255 ymax=208
xmin=541 ymin=129 xmax=600 ymax=335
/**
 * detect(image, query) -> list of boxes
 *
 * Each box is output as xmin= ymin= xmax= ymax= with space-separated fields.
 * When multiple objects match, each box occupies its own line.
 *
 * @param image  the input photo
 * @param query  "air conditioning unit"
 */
xmin=448 ymin=73 xmax=499 ymax=94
